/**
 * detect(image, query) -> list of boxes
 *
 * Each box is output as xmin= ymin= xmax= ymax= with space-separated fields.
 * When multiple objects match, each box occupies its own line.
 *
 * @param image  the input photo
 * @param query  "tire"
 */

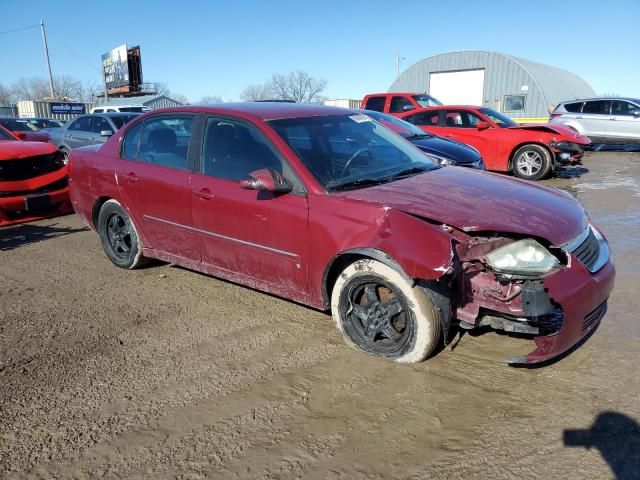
xmin=512 ymin=144 xmax=552 ymax=181
xmin=97 ymin=199 xmax=145 ymax=269
xmin=331 ymin=259 xmax=442 ymax=363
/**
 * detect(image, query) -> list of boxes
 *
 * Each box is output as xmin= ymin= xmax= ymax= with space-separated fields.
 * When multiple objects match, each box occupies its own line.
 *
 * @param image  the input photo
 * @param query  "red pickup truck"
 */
xmin=361 ymin=92 xmax=442 ymax=116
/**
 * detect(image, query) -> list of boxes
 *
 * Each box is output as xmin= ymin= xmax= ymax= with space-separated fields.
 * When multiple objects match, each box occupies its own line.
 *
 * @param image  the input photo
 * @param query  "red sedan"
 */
xmin=0 ymin=125 xmax=71 ymax=227
xmin=399 ymin=106 xmax=591 ymax=180
xmin=69 ymin=104 xmax=614 ymax=365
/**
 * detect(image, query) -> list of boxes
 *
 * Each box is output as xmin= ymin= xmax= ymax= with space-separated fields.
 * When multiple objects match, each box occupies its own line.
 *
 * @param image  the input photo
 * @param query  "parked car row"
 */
xmin=64 ymin=103 xmax=614 ymax=366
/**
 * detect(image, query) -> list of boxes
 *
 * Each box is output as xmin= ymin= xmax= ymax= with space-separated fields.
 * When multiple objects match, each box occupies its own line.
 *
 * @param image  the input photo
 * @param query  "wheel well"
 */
xmin=321 ymin=249 xmax=411 ymax=310
xmin=92 ymin=196 xmax=112 ymax=229
xmin=508 ymin=142 xmax=553 ymax=171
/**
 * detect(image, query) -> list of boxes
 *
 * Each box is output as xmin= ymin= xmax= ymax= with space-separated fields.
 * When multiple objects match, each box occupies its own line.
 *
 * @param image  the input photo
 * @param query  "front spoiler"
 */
xmin=507 ymin=257 xmax=615 ymax=365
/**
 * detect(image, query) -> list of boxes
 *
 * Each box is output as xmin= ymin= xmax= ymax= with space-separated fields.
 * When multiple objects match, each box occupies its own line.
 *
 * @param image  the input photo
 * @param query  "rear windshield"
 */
xmin=118 ymin=107 xmax=146 ymax=113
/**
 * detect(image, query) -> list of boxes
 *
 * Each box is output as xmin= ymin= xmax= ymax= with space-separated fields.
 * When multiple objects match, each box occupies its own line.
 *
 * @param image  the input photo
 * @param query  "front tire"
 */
xmin=512 ymin=144 xmax=552 ymax=181
xmin=331 ymin=259 xmax=442 ymax=363
xmin=97 ymin=200 xmax=145 ymax=269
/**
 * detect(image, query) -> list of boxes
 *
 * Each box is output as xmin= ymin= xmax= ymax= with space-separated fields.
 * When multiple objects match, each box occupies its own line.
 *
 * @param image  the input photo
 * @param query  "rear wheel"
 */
xmin=512 ymin=144 xmax=552 ymax=181
xmin=331 ymin=259 xmax=442 ymax=363
xmin=97 ymin=200 xmax=145 ymax=269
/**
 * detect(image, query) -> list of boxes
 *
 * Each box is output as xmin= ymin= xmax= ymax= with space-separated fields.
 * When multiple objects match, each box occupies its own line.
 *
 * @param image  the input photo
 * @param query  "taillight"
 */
xmin=550 ymin=113 xmax=562 ymax=118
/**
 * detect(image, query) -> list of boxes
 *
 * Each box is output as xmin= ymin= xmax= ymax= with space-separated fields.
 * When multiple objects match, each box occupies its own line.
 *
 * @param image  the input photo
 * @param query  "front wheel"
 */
xmin=512 ymin=144 xmax=552 ymax=181
xmin=331 ymin=259 xmax=442 ymax=363
xmin=97 ymin=200 xmax=146 ymax=269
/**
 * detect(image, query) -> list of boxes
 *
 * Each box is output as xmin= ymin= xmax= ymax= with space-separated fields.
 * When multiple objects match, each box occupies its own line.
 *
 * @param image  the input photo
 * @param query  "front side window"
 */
xmin=582 ymin=100 xmax=611 ymax=115
xmin=201 ymin=118 xmax=283 ymax=181
xmin=138 ymin=116 xmax=194 ymax=170
xmin=443 ymin=110 xmax=484 ymax=128
xmin=611 ymin=101 xmax=639 ymax=116
xmin=503 ymin=95 xmax=525 ymax=112
xmin=363 ymin=96 xmax=386 ymax=112
xmin=93 ymin=116 xmax=113 ymax=134
xmin=270 ymin=114 xmax=439 ymax=191
xmin=69 ymin=116 xmax=93 ymax=132
xmin=389 ymin=96 xmax=414 ymax=113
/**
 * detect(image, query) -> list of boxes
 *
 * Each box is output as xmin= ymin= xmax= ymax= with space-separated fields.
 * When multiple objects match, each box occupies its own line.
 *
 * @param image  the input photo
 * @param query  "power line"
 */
xmin=0 ymin=24 xmax=39 ymax=36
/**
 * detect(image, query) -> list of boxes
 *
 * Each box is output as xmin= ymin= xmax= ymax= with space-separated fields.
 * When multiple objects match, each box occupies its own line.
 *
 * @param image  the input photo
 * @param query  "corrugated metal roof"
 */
xmin=389 ymin=50 xmax=595 ymax=118
xmin=95 ymin=94 xmax=182 ymax=107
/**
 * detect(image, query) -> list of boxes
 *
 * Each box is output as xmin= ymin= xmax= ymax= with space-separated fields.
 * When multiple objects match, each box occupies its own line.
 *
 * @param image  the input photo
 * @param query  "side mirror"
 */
xmin=15 ymin=132 xmax=27 ymax=140
xmin=100 ymin=130 xmax=114 ymax=137
xmin=402 ymin=105 xmax=416 ymax=112
xmin=240 ymin=168 xmax=293 ymax=194
xmin=476 ymin=121 xmax=491 ymax=130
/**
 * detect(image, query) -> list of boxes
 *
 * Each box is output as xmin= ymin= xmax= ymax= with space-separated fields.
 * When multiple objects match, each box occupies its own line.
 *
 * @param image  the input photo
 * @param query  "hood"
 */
xmin=0 ymin=140 xmax=58 ymax=161
xmin=338 ymin=167 xmax=586 ymax=246
xmin=507 ymin=123 xmax=590 ymax=143
xmin=410 ymin=135 xmax=481 ymax=164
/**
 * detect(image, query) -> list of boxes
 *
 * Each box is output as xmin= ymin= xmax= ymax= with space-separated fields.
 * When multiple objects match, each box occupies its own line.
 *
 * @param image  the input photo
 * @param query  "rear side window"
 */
xmin=389 ymin=96 xmax=413 ymax=113
xmin=137 ymin=116 xmax=194 ymax=170
xmin=564 ymin=102 xmax=583 ymax=113
xmin=69 ymin=116 xmax=93 ymax=132
xmin=122 ymin=122 xmax=142 ymax=160
xmin=405 ymin=111 xmax=440 ymax=126
xmin=93 ymin=116 xmax=112 ymax=134
xmin=582 ymin=100 xmax=611 ymax=115
xmin=363 ymin=96 xmax=386 ymax=112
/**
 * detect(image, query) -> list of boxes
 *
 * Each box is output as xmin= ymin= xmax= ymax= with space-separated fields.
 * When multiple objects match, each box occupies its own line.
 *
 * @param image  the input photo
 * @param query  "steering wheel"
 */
xmin=339 ymin=147 xmax=371 ymax=178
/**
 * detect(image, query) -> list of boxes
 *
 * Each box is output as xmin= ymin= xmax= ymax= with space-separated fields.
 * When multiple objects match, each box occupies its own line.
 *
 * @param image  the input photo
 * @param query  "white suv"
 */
xmin=550 ymin=98 xmax=640 ymax=144
xmin=90 ymin=105 xmax=151 ymax=114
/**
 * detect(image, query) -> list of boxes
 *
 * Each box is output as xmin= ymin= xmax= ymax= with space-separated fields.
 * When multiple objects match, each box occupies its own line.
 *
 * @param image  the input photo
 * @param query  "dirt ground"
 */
xmin=1 ymin=152 xmax=639 ymax=479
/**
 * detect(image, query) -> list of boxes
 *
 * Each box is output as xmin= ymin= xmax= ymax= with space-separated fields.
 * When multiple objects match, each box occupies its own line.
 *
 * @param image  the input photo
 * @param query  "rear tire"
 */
xmin=331 ymin=259 xmax=442 ymax=363
xmin=97 ymin=200 xmax=145 ymax=269
xmin=512 ymin=144 xmax=552 ymax=181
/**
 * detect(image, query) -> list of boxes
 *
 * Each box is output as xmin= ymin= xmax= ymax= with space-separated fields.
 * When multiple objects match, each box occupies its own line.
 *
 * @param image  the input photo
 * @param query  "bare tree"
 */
xmin=11 ymin=77 xmax=50 ymax=101
xmin=199 ymin=95 xmax=223 ymax=104
xmin=171 ymin=93 xmax=190 ymax=105
xmin=0 ymin=83 xmax=14 ymax=105
xmin=53 ymin=76 xmax=84 ymax=101
xmin=240 ymin=83 xmax=272 ymax=101
xmin=80 ymin=79 xmax=101 ymax=103
xmin=269 ymin=70 xmax=327 ymax=104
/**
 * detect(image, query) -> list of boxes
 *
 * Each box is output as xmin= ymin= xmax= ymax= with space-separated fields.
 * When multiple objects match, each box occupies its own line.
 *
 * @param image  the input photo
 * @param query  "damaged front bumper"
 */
xmin=549 ymin=140 xmax=589 ymax=165
xmin=454 ymin=225 xmax=615 ymax=365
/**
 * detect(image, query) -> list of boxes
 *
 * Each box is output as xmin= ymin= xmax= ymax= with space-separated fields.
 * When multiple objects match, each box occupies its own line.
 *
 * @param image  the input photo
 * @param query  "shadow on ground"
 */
xmin=0 ymin=223 xmax=88 ymax=251
xmin=564 ymin=411 xmax=640 ymax=480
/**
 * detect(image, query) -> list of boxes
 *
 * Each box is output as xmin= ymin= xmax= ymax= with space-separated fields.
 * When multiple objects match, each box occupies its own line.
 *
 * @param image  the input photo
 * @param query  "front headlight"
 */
xmin=424 ymin=152 xmax=452 ymax=166
xmin=484 ymin=239 xmax=559 ymax=275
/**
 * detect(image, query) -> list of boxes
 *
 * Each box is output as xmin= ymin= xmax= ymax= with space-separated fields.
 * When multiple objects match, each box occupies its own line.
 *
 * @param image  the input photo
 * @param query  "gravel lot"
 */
xmin=1 ymin=151 xmax=639 ymax=479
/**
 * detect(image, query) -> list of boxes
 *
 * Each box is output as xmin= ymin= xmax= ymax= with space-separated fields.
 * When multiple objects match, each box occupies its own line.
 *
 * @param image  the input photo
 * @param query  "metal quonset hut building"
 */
xmin=390 ymin=50 xmax=596 ymax=120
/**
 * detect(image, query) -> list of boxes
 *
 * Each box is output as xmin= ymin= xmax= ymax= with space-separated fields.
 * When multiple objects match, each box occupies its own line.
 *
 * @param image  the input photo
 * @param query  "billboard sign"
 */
xmin=50 ymin=102 xmax=86 ymax=115
xmin=102 ymin=44 xmax=130 ymax=90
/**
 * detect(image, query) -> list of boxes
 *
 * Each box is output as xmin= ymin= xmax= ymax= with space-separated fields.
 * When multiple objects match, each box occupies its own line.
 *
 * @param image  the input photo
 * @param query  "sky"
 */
xmin=1 ymin=0 xmax=639 ymax=102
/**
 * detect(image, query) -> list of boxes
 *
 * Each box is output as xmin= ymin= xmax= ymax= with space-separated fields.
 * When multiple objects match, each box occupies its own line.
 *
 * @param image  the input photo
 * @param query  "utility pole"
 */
xmin=396 ymin=51 xmax=406 ymax=78
xmin=40 ymin=20 xmax=55 ymax=99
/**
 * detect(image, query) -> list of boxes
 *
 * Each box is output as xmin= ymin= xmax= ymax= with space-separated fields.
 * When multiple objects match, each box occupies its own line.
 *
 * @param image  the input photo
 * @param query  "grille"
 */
xmin=0 ymin=152 xmax=65 ymax=182
xmin=0 ymin=176 xmax=68 ymax=198
xmin=583 ymin=301 xmax=607 ymax=331
xmin=570 ymin=228 xmax=600 ymax=271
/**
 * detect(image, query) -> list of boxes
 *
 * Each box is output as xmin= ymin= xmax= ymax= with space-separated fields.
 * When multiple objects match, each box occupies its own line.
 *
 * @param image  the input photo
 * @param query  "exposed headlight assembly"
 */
xmin=484 ymin=239 xmax=559 ymax=275
xmin=424 ymin=152 xmax=452 ymax=166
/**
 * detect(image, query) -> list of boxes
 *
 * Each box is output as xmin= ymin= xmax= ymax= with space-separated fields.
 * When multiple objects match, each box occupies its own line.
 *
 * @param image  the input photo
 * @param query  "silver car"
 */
xmin=50 ymin=113 xmax=140 ymax=161
xmin=549 ymin=97 xmax=640 ymax=144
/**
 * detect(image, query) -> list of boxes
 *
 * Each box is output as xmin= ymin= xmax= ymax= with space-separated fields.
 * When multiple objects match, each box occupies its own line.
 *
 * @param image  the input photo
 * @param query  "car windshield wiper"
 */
xmin=327 ymin=177 xmax=388 ymax=191
xmin=382 ymin=166 xmax=433 ymax=180
xmin=404 ymin=133 xmax=432 ymax=139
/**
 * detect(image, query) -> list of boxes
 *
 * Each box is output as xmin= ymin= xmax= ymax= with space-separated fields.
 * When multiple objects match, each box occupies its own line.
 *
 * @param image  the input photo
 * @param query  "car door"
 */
xmin=115 ymin=114 xmax=200 ymax=261
xmin=190 ymin=116 xmax=309 ymax=293
xmin=579 ymin=100 xmax=611 ymax=141
xmin=610 ymin=100 xmax=640 ymax=141
xmin=64 ymin=116 xmax=93 ymax=149
xmin=90 ymin=115 xmax=114 ymax=146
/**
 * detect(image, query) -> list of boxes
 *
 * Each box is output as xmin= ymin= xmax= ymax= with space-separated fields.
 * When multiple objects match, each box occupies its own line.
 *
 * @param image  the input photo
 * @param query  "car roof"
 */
xmin=560 ymin=97 xmax=640 ymax=104
xmin=148 ymin=102 xmax=354 ymax=121
xmin=364 ymin=92 xmax=426 ymax=97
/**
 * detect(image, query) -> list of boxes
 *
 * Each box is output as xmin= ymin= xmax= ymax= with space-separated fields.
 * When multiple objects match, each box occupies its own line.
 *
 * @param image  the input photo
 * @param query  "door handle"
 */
xmin=121 ymin=172 xmax=139 ymax=183
xmin=194 ymin=187 xmax=215 ymax=200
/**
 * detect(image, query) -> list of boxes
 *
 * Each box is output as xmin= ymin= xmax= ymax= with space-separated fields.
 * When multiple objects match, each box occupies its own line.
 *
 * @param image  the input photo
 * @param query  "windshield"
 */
xmin=0 ymin=119 xmax=38 ymax=132
xmin=362 ymin=110 xmax=432 ymax=138
xmin=479 ymin=108 xmax=517 ymax=128
xmin=110 ymin=115 xmax=138 ymax=129
xmin=0 ymin=127 xmax=14 ymax=141
xmin=27 ymin=119 xmax=61 ymax=129
xmin=270 ymin=113 xmax=439 ymax=191
xmin=412 ymin=95 xmax=442 ymax=107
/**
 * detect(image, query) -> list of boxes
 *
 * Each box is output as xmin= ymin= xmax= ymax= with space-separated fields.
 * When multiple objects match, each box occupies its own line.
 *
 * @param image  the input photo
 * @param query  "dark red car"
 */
xmin=0 ymin=117 xmax=51 ymax=143
xmin=69 ymin=104 xmax=614 ymax=365
xmin=400 ymin=106 xmax=591 ymax=180
xmin=0 ymin=125 xmax=71 ymax=227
